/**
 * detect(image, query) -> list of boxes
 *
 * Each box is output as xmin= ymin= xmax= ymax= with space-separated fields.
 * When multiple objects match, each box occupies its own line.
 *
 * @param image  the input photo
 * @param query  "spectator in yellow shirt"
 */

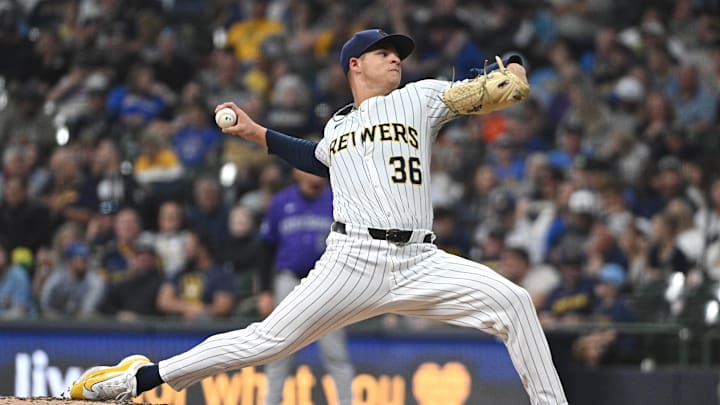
xmin=225 ymin=0 xmax=285 ymax=65
xmin=133 ymin=130 xmax=185 ymax=218
xmin=133 ymin=130 xmax=183 ymax=187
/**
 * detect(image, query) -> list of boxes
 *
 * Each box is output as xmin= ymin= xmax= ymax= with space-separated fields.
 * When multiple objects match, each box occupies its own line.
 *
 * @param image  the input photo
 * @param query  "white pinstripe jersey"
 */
xmin=315 ymin=79 xmax=457 ymax=230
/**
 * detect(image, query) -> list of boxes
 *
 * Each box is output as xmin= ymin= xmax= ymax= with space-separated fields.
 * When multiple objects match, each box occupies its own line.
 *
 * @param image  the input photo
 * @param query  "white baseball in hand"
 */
xmin=215 ymin=107 xmax=237 ymax=129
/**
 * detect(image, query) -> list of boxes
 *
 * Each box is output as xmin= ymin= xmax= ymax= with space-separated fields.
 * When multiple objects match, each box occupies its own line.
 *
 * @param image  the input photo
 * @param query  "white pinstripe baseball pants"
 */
xmin=158 ymin=231 xmax=568 ymax=405
xmin=264 ymin=271 xmax=354 ymax=405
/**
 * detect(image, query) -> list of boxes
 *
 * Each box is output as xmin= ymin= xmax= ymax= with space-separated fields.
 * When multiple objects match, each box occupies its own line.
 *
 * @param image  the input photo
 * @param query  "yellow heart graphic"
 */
xmin=412 ymin=362 xmax=471 ymax=405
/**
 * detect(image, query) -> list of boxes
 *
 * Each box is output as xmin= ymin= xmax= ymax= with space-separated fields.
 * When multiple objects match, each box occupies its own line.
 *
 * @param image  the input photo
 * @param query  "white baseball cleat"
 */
xmin=68 ymin=354 xmax=152 ymax=400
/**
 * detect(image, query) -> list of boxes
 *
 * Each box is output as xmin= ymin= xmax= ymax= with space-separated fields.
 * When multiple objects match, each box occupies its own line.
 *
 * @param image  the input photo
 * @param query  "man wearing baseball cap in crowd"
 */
xmin=99 ymin=239 xmax=164 ymax=321
xmin=573 ymin=263 xmax=635 ymax=366
xmin=39 ymin=242 xmax=105 ymax=319
xmin=593 ymin=263 xmax=633 ymax=324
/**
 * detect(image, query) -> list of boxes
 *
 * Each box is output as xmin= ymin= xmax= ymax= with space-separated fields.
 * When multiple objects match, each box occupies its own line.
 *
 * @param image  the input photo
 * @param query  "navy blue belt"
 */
xmin=332 ymin=222 xmax=433 ymax=244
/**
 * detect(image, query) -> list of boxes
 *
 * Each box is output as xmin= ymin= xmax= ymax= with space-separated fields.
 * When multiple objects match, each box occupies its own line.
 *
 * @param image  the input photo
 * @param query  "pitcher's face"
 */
xmin=355 ymin=47 xmax=402 ymax=89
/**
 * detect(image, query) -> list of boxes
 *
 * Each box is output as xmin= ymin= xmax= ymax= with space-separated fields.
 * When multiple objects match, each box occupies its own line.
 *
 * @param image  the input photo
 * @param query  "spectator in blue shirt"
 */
xmin=106 ymin=64 xmax=169 ymax=131
xmin=547 ymin=120 xmax=590 ymax=170
xmin=489 ymin=133 xmax=525 ymax=184
xmin=0 ymin=241 xmax=33 ymax=320
xmin=171 ymin=100 xmax=222 ymax=173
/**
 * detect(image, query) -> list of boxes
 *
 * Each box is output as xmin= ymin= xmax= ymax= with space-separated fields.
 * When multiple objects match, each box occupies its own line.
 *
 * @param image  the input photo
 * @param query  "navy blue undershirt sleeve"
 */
xmin=265 ymin=129 xmax=330 ymax=178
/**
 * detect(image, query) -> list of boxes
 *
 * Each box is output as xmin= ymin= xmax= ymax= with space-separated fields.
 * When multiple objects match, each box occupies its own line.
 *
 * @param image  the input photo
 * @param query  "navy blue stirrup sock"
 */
xmin=135 ymin=364 xmax=163 ymax=394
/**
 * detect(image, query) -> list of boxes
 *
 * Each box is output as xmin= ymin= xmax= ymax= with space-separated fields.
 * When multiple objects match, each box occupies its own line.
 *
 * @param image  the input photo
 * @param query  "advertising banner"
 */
xmin=0 ymin=327 xmax=527 ymax=405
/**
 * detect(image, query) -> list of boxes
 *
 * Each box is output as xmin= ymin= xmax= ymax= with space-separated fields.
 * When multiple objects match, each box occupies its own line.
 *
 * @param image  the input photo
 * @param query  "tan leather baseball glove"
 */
xmin=442 ymin=56 xmax=530 ymax=115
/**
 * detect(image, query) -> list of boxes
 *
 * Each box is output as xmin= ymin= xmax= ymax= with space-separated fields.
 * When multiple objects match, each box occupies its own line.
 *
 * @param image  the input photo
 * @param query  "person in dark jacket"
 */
xmin=0 ymin=176 xmax=52 ymax=253
xmin=99 ymin=240 xmax=164 ymax=321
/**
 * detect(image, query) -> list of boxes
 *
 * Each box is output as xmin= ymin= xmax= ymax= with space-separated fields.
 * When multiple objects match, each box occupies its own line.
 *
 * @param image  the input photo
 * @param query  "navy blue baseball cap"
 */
xmin=340 ymin=29 xmax=415 ymax=75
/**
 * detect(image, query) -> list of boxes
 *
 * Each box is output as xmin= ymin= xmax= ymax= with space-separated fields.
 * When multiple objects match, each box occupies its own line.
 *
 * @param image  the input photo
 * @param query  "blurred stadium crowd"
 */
xmin=1 ymin=0 xmax=720 ymax=366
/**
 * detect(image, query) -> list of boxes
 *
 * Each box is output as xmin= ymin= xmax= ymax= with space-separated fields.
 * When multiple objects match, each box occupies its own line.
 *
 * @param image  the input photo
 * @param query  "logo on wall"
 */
xmin=413 ymin=362 xmax=471 ymax=405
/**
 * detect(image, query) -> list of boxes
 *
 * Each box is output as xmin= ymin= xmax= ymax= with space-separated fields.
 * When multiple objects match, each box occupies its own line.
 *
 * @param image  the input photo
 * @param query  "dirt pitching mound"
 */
xmin=0 ymin=397 xmax=158 ymax=405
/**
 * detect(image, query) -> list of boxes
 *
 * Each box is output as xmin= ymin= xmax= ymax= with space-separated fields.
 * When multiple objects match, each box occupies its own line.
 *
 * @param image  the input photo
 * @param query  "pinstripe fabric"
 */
xmin=264 ymin=271 xmax=354 ymax=405
xmin=158 ymin=233 xmax=567 ymax=404
xmin=158 ymin=76 xmax=567 ymax=404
